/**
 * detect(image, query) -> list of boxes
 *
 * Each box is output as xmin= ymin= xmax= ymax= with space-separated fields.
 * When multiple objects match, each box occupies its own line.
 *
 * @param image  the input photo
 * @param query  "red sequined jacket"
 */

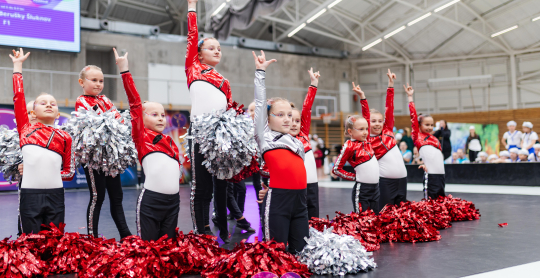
xmin=369 ymin=87 xmax=397 ymax=159
xmin=75 ymin=94 xmax=121 ymax=119
xmin=13 ymin=73 xmax=75 ymax=181
xmin=332 ymin=99 xmax=375 ymax=181
xmin=185 ymin=11 xmax=232 ymax=105
xmin=409 ymin=102 xmax=441 ymax=150
xmin=295 ymin=86 xmax=317 ymax=153
xmin=121 ymin=72 xmax=181 ymax=165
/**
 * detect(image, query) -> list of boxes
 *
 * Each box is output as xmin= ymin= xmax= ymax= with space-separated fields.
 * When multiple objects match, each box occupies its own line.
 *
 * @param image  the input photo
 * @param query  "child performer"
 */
xmin=289 ymin=68 xmax=320 ymax=219
xmin=185 ymin=0 xmax=229 ymax=242
xmin=501 ymin=121 xmax=522 ymax=150
xmin=114 ymin=49 xmax=181 ymax=241
xmin=521 ymin=122 xmax=538 ymax=154
xmin=332 ymin=83 xmax=380 ymax=214
xmin=253 ymin=50 xmax=308 ymax=254
xmin=76 ymin=64 xmax=132 ymax=239
xmin=405 ymin=83 xmax=446 ymax=199
xmin=369 ymin=69 xmax=407 ymax=211
xmin=11 ymin=48 xmax=75 ymax=234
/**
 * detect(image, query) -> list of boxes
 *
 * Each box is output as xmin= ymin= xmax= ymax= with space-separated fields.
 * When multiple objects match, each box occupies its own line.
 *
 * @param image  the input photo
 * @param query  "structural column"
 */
xmin=510 ymin=54 xmax=518 ymax=109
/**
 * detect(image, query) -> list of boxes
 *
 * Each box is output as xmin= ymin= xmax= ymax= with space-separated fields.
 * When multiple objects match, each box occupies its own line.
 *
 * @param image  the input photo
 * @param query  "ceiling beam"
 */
xmin=276 ymin=0 xmax=336 ymax=42
xmin=101 ymin=0 xmax=117 ymax=19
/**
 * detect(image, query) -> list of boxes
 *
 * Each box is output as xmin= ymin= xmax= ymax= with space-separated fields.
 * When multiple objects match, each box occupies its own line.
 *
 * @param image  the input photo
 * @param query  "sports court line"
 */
xmin=461 ymin=261 xmax=540 ymax=278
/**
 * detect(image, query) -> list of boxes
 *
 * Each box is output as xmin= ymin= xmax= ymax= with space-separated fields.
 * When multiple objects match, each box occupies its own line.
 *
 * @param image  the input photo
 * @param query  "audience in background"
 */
xmin=502 ymin=121 xmax=522 ymax=150
xmin=433 ymin=120 xmax=452 ymax=160
xmin=521 ymin=122 xmax=538 ymax=154
xmin=456 ymin=149 xmax=470 ymax=164
xmin=509 ymin=148 xmax=520 ymax=162
xmin=488 ymin=154 xmax=499 ymax=163
xmin=466 ymin=126 xmax=482 ymax=162
xmin=476 ymin=152 xmax=488 ymax=163
xmin=528 ymin=144 xmax=540 ymax=162
xmin=499 ymin=151 xmax=511 ymax=162
xmin=395 ymin=132 xmax=403 ymax=146
xmin=402 ymin=127 xmax=414 ymax=152
xmin=399 ymin=141 xmax=412 ymax=164
xmin=412 ymin=147 xmax=423 ymax=165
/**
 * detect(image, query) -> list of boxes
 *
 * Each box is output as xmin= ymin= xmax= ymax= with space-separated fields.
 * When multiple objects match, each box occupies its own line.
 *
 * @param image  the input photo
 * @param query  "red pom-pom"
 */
xmin=228 ymin=156 xmax=260 ymax=183
xmin=202 ymin=239 xmax=311 ymax=278
xmin=498 ymin=223 xmax=508 ymax=227
xmin=227 ymin=101 xmax=246 ymax=116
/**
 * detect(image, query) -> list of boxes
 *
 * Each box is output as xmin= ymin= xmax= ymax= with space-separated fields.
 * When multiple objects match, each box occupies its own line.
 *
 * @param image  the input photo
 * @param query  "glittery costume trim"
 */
xmin=355 ymin=182 xmax=360 ymax=213
xmin=424 ymin=172 xmax=429 ymax=200
xmin=18 ymin=187 xmax=23 ymax=233
xmin=136 ymin=188 xmax=146 ymax=237
xmin=264 ymin=188 xmax=272 ymax=241
xmin=87 ymin=169 xmax=98 ymax=236
xmin=79 ymin=97 xmax=104 ymax=114
xmin=189 ymin=138 xmax=198 ymax=234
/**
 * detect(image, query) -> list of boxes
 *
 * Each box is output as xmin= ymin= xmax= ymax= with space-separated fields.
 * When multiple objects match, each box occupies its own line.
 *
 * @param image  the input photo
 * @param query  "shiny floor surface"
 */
xmin=1 ymin=183 xmax=539 ymax=278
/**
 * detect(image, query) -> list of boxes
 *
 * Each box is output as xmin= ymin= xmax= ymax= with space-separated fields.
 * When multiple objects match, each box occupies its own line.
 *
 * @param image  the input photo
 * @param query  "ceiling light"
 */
xmin=407 ymin=12 xmax=431 ymax=26
xmin=532 ymin=16 xmax=540 ymax=22
xmin=328 ymin=0 xmax=343 ymax=9
xmin=307 ymin=9 xmax=327 ymax=23
xmin=434 ymin=0 xmax=460 ymax=13
xmin=211 ymin=2 xmax=227 ymax=16
xmin=362 ymin=38 xmax=382 ymax=51
xmin=288 ymin=23 xmax=306 ymax=37
xmin=491 ymin=25 xmax=518 ymax=37
xmin=384 ymin=26 xmax=406 ymax=39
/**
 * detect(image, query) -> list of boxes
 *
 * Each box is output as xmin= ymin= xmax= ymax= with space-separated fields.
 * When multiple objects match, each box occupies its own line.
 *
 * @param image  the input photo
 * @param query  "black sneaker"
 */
xmin=204 ymin=226 xmax=215 ymax=236
xmin=219 ymin=231 xmax=231 ymax=244
xmin=236 ymin=220 xmax=256 ymax=233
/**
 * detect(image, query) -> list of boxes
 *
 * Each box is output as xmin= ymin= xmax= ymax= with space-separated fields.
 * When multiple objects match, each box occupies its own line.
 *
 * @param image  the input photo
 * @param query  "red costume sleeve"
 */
xmin=300 ymin=86 xmax=317 ymax=136
xmin=360 ymin=98 xmax=371 ymax=131
xmin=121 ymin=72 xmax=144 ymax=157
xmin=409 ymin=102 xmax=419 ymax=144
xmin=12 ymin=73 xmax=30 ymax=136
xmin=61 ymin=134 xmax=75 ymax=181
xmin=332 ymin=141 xmax=355 ymax=181
xmin=384 ymin=88 xmax=395 ymax=131
xmin=185 ymin=11 xmax=199 ymax=73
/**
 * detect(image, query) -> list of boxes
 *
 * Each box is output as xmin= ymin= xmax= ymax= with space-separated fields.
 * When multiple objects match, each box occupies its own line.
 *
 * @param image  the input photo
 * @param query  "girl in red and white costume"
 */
xmin=75 ymin=63 xmax=131 ymax=239
xmin=253 ymin=50 xmax=309 ymax=254
xmin=333 ymin=83 xmax=380 ymax=214
xmin=289 ymin=68 xmax=320 ymax=219
xmin=405 ymin=84 xmax=446 ymax=199
xmin=11 ymin=48 xmax=75 ymax=234
xmin=114 ymin=49 xmax=182 ymax=241
xmin=186 ymin=0 xmax=230 ymax=242
xmin=369 ymin=69 xmax=407 ymax=211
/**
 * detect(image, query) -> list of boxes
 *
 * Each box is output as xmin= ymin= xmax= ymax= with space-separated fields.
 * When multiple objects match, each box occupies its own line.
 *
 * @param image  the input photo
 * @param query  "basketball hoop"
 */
xmin=322 ymin=113 xmax=332 ymax=124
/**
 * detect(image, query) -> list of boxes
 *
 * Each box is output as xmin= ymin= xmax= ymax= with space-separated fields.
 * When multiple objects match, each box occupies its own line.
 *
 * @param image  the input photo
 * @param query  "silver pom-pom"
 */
xmin=0 ymin=127 xmax=22 ymax=183
xmin=297 ymin=227 xmax=377 ymax=276
xmin=188 ymin=109 xmax=258 ymax=180
xmin=60 ymin=108 xmax=138 ymax=177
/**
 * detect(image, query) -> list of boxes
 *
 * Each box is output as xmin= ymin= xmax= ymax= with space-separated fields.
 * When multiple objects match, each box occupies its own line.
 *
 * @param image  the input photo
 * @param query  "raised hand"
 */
xmin=387 ymin=68 xmax=396 ymax=87
xmin=10 ymin=48 xmax=30 ymax=73
xmin=187 ymin=0 xmax=198 ymax=9
xmin=252 ymin=50 xmax=277 ymax=71
xmin=113 ymin=48 xmax=129 ymax=72
xmin=404 ymin=83 xmax=414 ymax=97
xmin=308 ymin=67 xmax=320 ymax=87
xmin=256 ymin=182 xmax=269 ymax=204
xmin=352 ymin=82 xmax=365 ymax=99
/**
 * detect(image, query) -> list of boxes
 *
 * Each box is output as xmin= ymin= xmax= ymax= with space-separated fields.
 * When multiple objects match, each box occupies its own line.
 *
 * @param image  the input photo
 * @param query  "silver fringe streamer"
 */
xmin=0 ymin=127 xmax=22 ymax=183
xmin=297 ymin=227 xmax=377 ymax=276
xmin=60 ymin=108 xmax=138 ymax=177
xmin=187 ymin=109 xmax=258 ymax=180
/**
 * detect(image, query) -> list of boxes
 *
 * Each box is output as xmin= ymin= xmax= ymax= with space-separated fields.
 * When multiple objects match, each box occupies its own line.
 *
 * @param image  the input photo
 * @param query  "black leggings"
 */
xmin=379 ymin=177 xmax=407 ymax=211
xmin=19 ymin=188 xmax=64 ymax=234
xmin=423 ymin=173 xmax=446 ymax=200
xmin=251 ymin=172 xmax=264 ymax=217
xmin=189 ymin=138 xmax=228 ymax=235
xmin=262 ymin=187 xmax=309 ymax=254
xmin=352 ymin=182 xmax=380 ymax=214
xmin=83 ymin=166 xmax=132 ymax=238
xmin=136 ymin=189 xmax=179 ymax=241
xmin=306 ymin=182 xmax=319 ymax=219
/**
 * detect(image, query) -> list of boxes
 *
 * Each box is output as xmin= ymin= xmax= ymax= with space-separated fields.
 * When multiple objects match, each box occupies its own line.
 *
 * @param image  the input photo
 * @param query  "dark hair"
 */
xmin=197 ymin=37 xmax=217 ymax=52
xmin=440 ymin=119 xmax=448 ymax=130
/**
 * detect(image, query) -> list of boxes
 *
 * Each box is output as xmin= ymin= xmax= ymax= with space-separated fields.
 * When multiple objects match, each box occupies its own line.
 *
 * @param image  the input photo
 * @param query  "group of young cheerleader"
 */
xmin=6 ymin=0 xmax=456 ymax=268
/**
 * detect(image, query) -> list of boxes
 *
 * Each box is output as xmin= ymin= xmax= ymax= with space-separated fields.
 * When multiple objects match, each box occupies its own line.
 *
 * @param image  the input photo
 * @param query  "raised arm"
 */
xmin=384 ymin=69 xmax=396 ymax=130
xmin=10 ymin=48 xmax=31 ymax=135
xmin=61 ymin=134 xmax=75 ymax=181
xmin=300 ymin=68 xmax=319 ymax=136
xmin=352 ymin=82 xmax=370 ymax=131
xmin=252 ymin=50 xmax=277 ymax=149
xmin=115 ymin=48 xmax=144 ymax=155
xmin=185 ymin=0 xmax=199 ymax=70
xmin=332 ymin=142 xmax=355 ymax=181
xmin=405 ymin=83 xmax=419 ymax=143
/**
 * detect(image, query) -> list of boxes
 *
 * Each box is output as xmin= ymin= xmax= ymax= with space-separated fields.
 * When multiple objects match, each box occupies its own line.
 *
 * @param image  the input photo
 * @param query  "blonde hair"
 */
xmin=370 ymin=108 xmax=382 ymax=117
xmin=79 ymin=65 xmax=103 ymax=80
xmin=267 ymin=97 xmax=290 ymax=117
xmin=344 ymin=115 xmax=363 ymax=137
xmin=34 ymin=93 xmax=55 ymax=109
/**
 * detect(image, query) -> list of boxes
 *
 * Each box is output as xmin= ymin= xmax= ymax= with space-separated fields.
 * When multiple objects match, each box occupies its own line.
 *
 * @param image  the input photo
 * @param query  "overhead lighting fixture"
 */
xmin=307 ymin=8 xmax=327 ymax=23
xmin=384 ymin=25 xmax=406 ymax=39
xmin=288 ymin=23 xmax=306 ymax=37
xmin=434 ymin=0 xmax=460 ymax=13
xmin=328 ymin=0 xmax=343 ymax=9
xmin=211 ymin=2 xmax=227 ymax=16
xmin=407 ymin=12 xmax=431 ymax=26
xmin=491 ymin=25 xmax=518 ymax=37
xmin=532 ymin=16 xmax=540 ymax=22
xmin=362 ymin=38 xmax=382 ymax=51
